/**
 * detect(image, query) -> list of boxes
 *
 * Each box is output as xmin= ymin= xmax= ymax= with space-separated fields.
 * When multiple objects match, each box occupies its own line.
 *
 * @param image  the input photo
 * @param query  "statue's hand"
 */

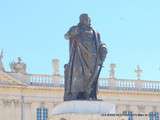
xmin=64 ymin=26 xmax=79 ymax=40
xmin=99 ymin=43 xmax=108 ymax=64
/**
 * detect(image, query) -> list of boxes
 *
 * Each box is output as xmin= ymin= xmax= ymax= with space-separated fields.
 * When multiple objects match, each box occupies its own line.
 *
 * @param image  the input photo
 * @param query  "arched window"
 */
xmin=149 ymin=112 xmax=159 ymax=120
xmin=123 ymin=111 xmax=133 ymax=120
xmin=37 ymin=107 xmax=48 ymax=120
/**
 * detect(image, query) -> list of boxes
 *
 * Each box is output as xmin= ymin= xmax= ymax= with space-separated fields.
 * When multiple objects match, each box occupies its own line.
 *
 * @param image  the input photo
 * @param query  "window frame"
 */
xmin=36 ymin=107 xmax=48 ymax=120
xmin=149 ymin=112 xmax=159 ymax=120
xmin=122 ymin=111 xmax=133 ymax=120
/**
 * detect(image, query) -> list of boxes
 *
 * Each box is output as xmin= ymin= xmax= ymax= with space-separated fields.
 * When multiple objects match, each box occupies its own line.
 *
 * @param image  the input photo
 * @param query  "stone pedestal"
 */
xmin=49 ymin=101 xmax=127 ymax=120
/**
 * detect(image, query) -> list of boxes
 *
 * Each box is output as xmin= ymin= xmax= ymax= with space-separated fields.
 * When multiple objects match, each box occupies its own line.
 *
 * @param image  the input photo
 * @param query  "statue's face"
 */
xmin=79 ymin=14 xmax=91 ymax=27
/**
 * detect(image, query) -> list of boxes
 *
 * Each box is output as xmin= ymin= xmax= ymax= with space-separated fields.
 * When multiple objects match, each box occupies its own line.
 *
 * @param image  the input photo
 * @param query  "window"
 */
xmin=123 ymin=111 xmax=133 ymax=120
xmin=37 ymin=107 xmax=48 ymax=120
xmin=149 ymin=112 xmax=159 ymax=120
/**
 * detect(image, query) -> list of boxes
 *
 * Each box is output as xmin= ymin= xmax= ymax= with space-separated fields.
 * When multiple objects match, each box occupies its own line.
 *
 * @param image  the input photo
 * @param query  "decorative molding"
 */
xmin=152 ymin=106 xmax=157 ymax=112
xmin=40 ymin=102 xmax=45 ymax=108
xmin=2 ymin=99 xmax=12 ymax=106
xmin=125 ymin=105 xmax=130 ymax=111
xmin=137 ymin=105 xmax=145 ymax=113
xmin=1 ymin=99 xmax=20 ymax=107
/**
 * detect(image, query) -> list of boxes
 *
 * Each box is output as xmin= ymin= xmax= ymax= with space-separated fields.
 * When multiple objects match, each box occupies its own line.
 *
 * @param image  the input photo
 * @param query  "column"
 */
xmin=52 ymin=59 xmax=61 ymax=86
xmin=31 ymin=102 xmax=40 ymax=120
xmin=135 ymin=65 xmax=143 ymax=89
xmin=14 ymin=99 xmax=21 ymax=120
xmin=0 ymin=99 xmax=3 ymax=120
xmin=108 ymin=64 xmax=116 ymax=88
xmin=130 ymin=105 xmax=138 ymax=120
xmin=24 ymin=102 xmax=32 ymax=120
xmin=52 ymin=59 xmax=60 ymax=75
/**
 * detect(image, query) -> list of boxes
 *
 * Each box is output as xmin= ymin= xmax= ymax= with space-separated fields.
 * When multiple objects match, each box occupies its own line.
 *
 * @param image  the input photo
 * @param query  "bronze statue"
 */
xmin=64 ymin=14 xmax=107 ymax=101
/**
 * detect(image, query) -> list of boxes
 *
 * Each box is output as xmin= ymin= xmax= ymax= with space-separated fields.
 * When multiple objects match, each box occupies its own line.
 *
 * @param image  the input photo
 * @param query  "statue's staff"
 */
xmin=89 ymin=56 xmax=106 ymax=100
xmin=87 ymin=43 xmax=107 ymax=100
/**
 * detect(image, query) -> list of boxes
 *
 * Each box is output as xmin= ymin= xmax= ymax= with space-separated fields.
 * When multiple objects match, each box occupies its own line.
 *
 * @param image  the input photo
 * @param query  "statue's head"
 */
xmin=79 ymin=13 xmax=91 ymax=27
xmin=17 ymin=57 xmax=22 ymax=63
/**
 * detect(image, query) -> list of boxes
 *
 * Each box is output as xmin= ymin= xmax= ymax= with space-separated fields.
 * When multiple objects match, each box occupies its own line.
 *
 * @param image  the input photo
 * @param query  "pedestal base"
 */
xmin=52 ymin=100 xmax=115 ymax=115
xmin=49 ymin=101 xmax=127 ymax=120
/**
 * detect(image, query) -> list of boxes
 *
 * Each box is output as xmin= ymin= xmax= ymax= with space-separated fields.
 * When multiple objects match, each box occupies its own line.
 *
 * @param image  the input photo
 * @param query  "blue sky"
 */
xmin=0 ymin=0 xmax=160 ymax=80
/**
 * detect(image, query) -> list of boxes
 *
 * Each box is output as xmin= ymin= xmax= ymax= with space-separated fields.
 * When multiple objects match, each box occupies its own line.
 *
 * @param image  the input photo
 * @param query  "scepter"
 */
xmin=88 ymin=43 xmax=107 ymax=100
xmin=89 ymin=62 xmax=104 ymax=100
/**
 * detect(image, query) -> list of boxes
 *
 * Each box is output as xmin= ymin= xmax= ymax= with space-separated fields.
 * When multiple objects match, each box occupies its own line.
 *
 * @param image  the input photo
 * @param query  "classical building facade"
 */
xmin=0 ymin=55 xmax=160 ymax=120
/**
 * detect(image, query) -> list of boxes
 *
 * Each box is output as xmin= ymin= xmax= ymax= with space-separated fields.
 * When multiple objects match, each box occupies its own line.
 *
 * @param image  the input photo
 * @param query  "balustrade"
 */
xmin=27 ymin=74 xmax=160 ymax=91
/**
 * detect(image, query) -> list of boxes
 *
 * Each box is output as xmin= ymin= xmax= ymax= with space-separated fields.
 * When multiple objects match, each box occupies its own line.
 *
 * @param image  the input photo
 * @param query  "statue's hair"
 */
xmin=79 ymin=13 xmax=88 ymax=20
xmin=79 ymin=13 xmax=90 ymax=22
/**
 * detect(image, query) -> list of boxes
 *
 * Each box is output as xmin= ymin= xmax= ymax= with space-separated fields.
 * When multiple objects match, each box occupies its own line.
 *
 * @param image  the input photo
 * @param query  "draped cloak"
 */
xmin=64 ymin=24 xmax=102 ymax=100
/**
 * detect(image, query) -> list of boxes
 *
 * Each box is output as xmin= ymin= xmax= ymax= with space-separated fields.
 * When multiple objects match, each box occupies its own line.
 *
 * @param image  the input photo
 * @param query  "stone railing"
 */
xmin=27 ymin=74 xmax=160 ymax=91
xmin=28 ymin=74 xmax=64 ymax=87
xmin=105 ymin=78 xmax=160 ymax=91
xmin=142 ymin=80 xmax=160 ymax=91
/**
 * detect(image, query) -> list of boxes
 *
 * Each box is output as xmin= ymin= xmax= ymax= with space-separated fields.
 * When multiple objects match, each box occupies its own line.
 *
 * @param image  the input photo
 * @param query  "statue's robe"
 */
xmin=64 ymin=24 xmax=102 ymax=100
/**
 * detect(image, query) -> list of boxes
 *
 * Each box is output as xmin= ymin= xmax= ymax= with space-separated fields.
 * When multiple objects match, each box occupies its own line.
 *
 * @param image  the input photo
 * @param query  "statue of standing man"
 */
xmin=64 ymin=14 xmax=107 ymax=101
